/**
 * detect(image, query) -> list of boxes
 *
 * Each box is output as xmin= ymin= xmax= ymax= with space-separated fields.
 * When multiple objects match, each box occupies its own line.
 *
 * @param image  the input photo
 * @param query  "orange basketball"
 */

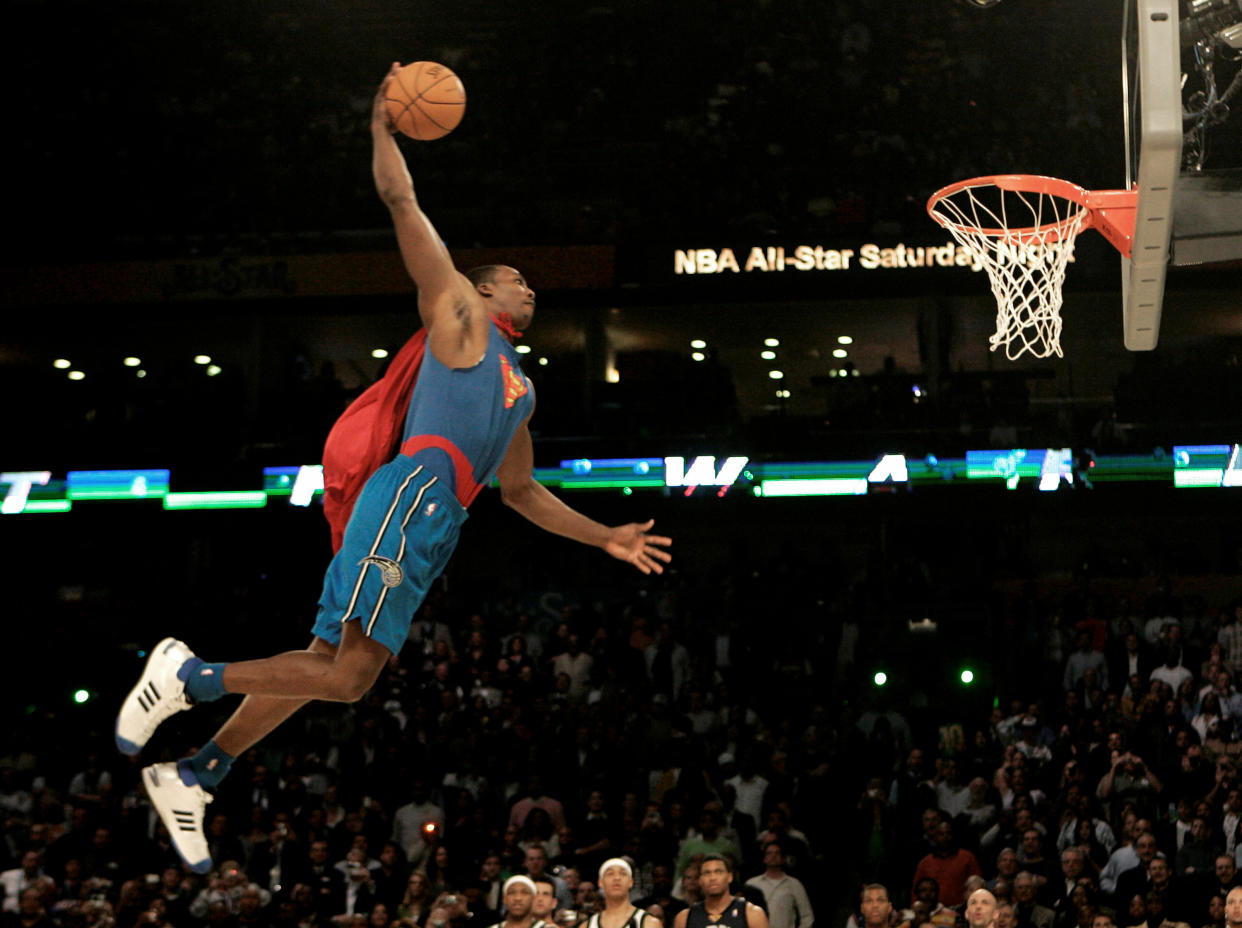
xmin=385 ymin=61 xmax=466 ymax=141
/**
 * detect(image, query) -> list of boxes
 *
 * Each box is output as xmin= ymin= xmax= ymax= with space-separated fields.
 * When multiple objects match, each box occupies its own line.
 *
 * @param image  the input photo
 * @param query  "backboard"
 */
xmin=1124 ymin=0 xmax=1242 ymax=350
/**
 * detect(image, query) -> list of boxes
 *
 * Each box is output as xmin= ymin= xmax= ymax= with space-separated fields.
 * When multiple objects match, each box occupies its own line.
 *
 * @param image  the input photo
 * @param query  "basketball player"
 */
xmin=586 ymin=859 xmax=661 ymax=928
xmin=672 ymin=856 xmax=767 ymax=928
xmin=114 ymin=63 xmax=672 ymax=874
xmin=488 ymin=877 xmax=545 ymax=928
xmin=533 ymin=877 xmax=561 ymax=926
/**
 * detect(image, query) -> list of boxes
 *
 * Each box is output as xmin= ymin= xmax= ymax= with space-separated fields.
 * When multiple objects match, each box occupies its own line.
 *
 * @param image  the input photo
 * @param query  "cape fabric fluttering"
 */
xmin=321 ymin=314 xmax=520 ymax=553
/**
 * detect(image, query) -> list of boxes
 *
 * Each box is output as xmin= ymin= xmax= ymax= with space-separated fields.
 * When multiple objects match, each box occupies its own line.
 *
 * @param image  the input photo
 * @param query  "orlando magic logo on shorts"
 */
xmin=357 ymin=555 xmax=404 ymax=588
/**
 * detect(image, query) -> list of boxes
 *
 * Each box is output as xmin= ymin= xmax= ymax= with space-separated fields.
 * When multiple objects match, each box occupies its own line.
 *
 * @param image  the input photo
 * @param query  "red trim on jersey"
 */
xmin=398 ymin=435 xmax=482 ymax=507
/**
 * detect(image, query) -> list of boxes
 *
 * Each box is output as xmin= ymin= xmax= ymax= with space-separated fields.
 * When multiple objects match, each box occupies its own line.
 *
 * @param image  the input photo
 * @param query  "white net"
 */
xmin=929 ymin=179 xmax=1089 ymax=360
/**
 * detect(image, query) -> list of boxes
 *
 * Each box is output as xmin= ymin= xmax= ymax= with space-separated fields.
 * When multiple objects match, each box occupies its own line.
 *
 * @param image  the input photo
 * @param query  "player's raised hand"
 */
xmin=371 ymin=62 xmax=402 ymax=133
xmin=604 ymin=519 xmax=672 ymax=574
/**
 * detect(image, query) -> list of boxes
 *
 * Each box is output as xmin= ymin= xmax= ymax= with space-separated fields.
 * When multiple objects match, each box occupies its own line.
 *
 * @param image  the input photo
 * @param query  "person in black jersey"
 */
xmin=672 ymin=856 xmax=767 ymax=928
xmin=586 ymin=859 xmax=661 ymax=928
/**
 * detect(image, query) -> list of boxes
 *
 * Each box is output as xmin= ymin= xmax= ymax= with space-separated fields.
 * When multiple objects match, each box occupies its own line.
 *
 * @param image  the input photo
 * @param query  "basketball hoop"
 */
xmin=927 ymin=175 xmax=1137 ymax=360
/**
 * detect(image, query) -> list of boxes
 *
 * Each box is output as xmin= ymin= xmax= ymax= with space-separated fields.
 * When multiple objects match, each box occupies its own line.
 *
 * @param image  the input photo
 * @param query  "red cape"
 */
xmin=321 ymin=329 xmax=427 ymax=553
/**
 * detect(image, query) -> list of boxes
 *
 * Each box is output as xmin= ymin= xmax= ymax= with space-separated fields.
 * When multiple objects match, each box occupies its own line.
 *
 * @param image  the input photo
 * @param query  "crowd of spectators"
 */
xmin=848 ymin=594 xmax=1242 ymax=928
xmin=4 ymin=554 xmax=1241 ymax=928
xmin=0 ymin=593 xmax=831 ymax=928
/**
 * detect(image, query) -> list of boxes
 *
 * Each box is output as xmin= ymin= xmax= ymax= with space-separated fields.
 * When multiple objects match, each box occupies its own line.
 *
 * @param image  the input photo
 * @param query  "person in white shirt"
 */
xmin=0 ymin=851 xmax=53 ymax=915
xmin=725 ymin=761 xmax=769 ymax=827
xmin=744 ymin=842 xmax=812 ymax=928
xmin=391 ymin=780 xmax=445 ymax=870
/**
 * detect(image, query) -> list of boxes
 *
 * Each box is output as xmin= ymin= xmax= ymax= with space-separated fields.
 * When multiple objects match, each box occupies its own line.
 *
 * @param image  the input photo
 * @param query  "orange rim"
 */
xmin=927 ymin=174 xmax=1092 ymax=243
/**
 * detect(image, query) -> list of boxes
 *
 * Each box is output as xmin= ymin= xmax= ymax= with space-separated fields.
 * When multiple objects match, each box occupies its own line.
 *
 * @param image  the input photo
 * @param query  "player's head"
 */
xmin=698 ymin=855 xmax=733 ymax=899
xmin=531 ymin=877 xmax=557 ymax=918
xmin=860 ymin=885 xmax=892 ymax=928
xmin=503 ymin=876 xmax=536 ymax=917
xmin=599 ymin=858 xmax=634 ymax=901
xmin=468 ymin=265 xmax=535 ymax=330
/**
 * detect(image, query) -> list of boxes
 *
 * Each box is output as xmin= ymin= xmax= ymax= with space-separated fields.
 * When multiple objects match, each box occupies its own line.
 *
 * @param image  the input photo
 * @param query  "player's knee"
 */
xmin=332 ymin=663 xmax=382 ymax=703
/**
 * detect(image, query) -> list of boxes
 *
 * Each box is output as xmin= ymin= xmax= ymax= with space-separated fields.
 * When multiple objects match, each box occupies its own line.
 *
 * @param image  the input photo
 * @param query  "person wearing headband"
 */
xmin=487 ymin=877 xmax=541 ymax=928
xmin=583 ymin=859 xmax=661 ymax=928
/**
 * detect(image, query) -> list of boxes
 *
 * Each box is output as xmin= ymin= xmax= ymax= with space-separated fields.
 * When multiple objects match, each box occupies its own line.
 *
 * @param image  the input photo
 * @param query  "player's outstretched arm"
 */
xmin=496 ymin=422 xmax=672 ymax=575
xmin=370 ymin=63 xmax=482 ymax=364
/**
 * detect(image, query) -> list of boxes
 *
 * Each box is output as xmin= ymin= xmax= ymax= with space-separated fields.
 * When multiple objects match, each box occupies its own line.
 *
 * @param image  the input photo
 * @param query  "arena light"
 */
xmin=538 ymin=357 xmax=548 ymax=366
xmin=371 ymin=348 xmax=389 ymax=359
xmin=691 ymin=352 xmax=706 ymax=362
xmin=194 ymin=355 xmax=211 ymax=365
xmin=68 ymin=371 xmax=85 ymax=381
xmin=206 ymin=365 xmax=222 ymax=377
xmin=53 ymin=359 xmax=71 ymax=370
xmin=73 ymin=689 xmax=91 ymax=705
xmin=874 ymin=671 xmax=888 ymax=687
xmin=123 ymin=357 xmax=141 ymax=367
xmin=833 ymin=349 xmax=849 ymax=358
xmin=67 ymin=469 xmax=169 ymax=500
xmin=761 ymin=350 xmax=776 ymax=360
xmin=768 ymin=370 xmax=784 ymax=380
xmin=690 ymin=339 xmax=707 ymax=349
xmin=960 ymin=669 xmax=976 ymax=685
xmin=516 ymin=345 xmax=532 ymax=354
xmin=764 ymin=338 xmax=780 ymax=347
xmin=20 ymin=500 xmax=71 ymax=514
xmin=163 ymin=491 xmax=267 ymax=510
xmin=838 ymin=336 xmax=854 ymax=345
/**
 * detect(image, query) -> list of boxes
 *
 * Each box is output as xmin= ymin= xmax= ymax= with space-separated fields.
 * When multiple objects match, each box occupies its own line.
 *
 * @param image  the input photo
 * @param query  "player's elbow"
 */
xmin=378 ymin=187 xmax=418 ymax=213
xmin=500 ymin=478 xmax=535 ymax=512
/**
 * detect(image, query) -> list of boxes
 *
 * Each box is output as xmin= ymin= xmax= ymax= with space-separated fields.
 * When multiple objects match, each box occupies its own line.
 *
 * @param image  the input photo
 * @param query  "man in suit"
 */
xmin=1012 ymin=872 xmax=1055 ymax=928
xmin=1108 ymin=633 xmax=1154 ymax=697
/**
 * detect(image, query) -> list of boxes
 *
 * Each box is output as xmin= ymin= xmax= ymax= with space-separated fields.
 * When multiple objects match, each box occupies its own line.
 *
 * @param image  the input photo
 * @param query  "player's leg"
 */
xmin=142 ymin=625 xmax=388 ymax=875
xmin=212 ymin=618 xmax=391 ymax=703
xmin=210 ymin=635 xmax=337 ymax=758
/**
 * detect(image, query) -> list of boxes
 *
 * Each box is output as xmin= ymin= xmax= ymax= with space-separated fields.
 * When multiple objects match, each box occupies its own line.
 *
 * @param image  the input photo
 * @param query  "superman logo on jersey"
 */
xmin=498 ymin=354 xmax=530 ymax=409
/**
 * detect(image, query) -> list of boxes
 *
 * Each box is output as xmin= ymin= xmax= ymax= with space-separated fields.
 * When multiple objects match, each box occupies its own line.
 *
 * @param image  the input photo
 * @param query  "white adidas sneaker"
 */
xmin=143 ymin=762 xmax=212 ymax=874
xmin=115 ymin=637 xmax=195 ymax=755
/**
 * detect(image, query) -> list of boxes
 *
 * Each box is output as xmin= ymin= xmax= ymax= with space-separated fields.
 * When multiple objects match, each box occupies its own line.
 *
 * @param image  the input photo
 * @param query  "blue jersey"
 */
xmin=399 ymin=323 xmax=534 ymax=505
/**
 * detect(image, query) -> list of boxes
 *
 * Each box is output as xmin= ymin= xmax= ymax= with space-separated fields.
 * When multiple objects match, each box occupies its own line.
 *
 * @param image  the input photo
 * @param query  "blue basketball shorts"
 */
xmin=313 ymin=456 xmax=467 ymax=655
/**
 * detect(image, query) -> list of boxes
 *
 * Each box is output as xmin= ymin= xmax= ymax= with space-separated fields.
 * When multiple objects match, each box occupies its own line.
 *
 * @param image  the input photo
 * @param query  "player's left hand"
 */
xmin=604 ymin=519 xmax=672 ymax=574
xmin=371 ymin=62 xmax=401 ymax=134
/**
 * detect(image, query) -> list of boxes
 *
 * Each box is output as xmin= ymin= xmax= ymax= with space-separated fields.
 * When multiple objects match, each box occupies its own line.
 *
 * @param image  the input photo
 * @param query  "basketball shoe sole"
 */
xmin=144 ymin=762 xmax=212 ymax=874
xmin=115 ymin=637 xmax=195 ymax=755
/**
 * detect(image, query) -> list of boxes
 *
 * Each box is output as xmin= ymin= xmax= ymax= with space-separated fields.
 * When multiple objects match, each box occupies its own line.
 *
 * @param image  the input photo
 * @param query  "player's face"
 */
xmin=490 ymin=267 xmax=536 ymax=329
xmin=532 ymin=884 xmax=556 ymax=917
xmin=601 ymin=866 xmax=633 ymax=899
xmin=861 ymin=889 xmax=892 ymax=927
xmin=698 ymin=861 xmax=731 ymax=898
xmin=505 ymin=886 xmax=533 ymax=918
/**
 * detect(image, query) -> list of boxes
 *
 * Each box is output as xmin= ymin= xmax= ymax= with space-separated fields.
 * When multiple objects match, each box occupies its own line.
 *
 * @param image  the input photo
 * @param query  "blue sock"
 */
xmin=178 ymin=741 xmax=235 ymax=790
xmin=178 ymin=657 xmax=229 ymax=703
